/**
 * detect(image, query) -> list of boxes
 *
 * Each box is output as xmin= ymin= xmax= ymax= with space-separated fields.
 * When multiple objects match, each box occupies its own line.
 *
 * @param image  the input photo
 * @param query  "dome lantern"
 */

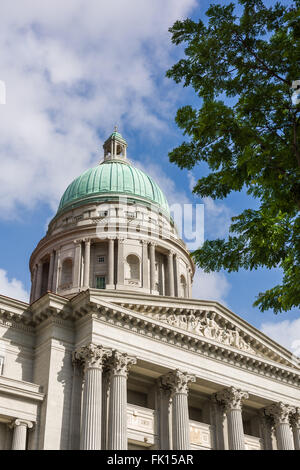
xmin=103 ymin=126 xmax=127 ymax=162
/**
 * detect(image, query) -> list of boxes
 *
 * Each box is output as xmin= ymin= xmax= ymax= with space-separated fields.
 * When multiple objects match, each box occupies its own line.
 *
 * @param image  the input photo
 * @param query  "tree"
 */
xmin=166 ymin=0 xmax=300 ymax=313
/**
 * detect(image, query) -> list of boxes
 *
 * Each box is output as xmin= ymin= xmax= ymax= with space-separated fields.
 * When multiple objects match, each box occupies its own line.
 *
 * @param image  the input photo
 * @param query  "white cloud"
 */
xmin=188 ymin=173 xmax=233 ymax=238
xmin=0 ymin=0 xmax=196 ymax=219
xmin=203 ymin=196 xmax=233 ymax=238
xmin=261 ymin=318 xmax=300 ymax=356
xmin=0 ymin=269 xmax=29 ymax=302
xmin=192 ymin=268 xmax=231 ymax=305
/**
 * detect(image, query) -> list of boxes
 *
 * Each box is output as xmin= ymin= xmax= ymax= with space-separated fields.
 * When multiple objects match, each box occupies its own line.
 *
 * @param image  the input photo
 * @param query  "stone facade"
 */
xmin=0 ymin=131 xmax=299 ymax=450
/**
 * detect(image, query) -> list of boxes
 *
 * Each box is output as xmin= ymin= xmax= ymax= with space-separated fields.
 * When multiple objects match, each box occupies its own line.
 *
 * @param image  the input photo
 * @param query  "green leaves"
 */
xmin=167 ymin=0 xmax=300 ymax=313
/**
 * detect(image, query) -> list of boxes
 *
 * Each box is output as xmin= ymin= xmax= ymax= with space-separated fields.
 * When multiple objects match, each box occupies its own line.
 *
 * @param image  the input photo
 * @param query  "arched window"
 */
xmin=126 ymin=254 xmax=140 ymax=280
xmin=61 ymin=258 xmax=73 ymax=287
xmin=180 ymin=275 xmax=187 ymax=298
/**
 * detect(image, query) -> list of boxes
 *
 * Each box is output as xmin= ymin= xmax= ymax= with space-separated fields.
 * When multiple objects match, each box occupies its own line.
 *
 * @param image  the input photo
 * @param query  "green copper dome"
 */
xmin=57 ymin=161 xmax=170 ymax=215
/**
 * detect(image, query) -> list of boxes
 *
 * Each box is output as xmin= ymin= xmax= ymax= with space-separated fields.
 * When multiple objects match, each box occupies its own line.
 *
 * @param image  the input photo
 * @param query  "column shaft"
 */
xmin=52 ymin=248 xmax=61 ymax=292
xmin=102 ymin=372 xmax=110 ymax=450
xmin=150 ymin=243 xmax=156 ymax=292
xmin=142 ymin=242 xmax=149 ymax=290
xmin=187 ymin=269 xmax=192 ymax=298
xmin=290 ymin=409 xmax=300 ymax=450
xmin=172 ymin=392 xmax=190 ymax=450
xmin=275 ymin=423 xmax=294 ymax=450
xmin=35 ymin=262 xmax=43 ymax=300
xmin=292 ymin=426 xmax=300 ymax=450
xmin=30 ymin=266 xmax=37 ymax=303
xmin=227 ymin=409 xmax=246 ymax=450
xmin=108 ymin=374 xmax=127 ymax=449
xmin=11 ymin=420 xmax=32 ymax=450
xmin=47 ymin=251 xmax=55 ymax=292
xmin=83 ymin=240 xmax=91 ymax=287
xmin=80 ymin=367 xmax=102 ymax=449
xmin=108 ymin=238 xmax=114 ymax=286
xmin=174 ymin=254 xmax=180 ymax=297
xmin=117 ymin=238 xmax=124 ymax=286
xmin=168 ymin=252 xmax=174 ymax=297
xmin=74 ymin=242 xmax=82 ymax=289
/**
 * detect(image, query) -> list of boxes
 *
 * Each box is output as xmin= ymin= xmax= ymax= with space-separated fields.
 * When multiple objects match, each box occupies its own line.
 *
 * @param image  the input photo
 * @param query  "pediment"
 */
xmin=89 ymin=293 xmax=299 ymax=371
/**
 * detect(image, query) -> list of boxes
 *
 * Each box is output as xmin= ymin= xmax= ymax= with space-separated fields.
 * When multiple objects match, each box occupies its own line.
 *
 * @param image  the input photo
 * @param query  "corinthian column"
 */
xmin=107 ymin=351 xmax=137 ymax=450
xmin=265 ymin=402 xmax=295 ymax=450
xmin=290 ymin=408 xmax=300 ymax=450
xmin=11 ymin=419 xmax=33 ymax=450
xmin=216 ymin=387 xmax=249 ymax=450
xmin=161 ymin=370 xmax=196 ymax=450
xmin=73 ymin=343 xmax=111 ymax=450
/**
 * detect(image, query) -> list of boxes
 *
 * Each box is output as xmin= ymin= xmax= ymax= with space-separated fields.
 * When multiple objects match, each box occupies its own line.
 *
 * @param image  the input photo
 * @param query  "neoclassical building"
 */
xmin=0 ymin=130 xmax=299 ymax=451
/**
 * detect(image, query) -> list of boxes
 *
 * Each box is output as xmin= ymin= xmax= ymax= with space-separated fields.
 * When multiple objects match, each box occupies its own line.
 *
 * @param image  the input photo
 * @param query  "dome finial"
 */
xmin=103 ymin=127 xmax=128 ymax=162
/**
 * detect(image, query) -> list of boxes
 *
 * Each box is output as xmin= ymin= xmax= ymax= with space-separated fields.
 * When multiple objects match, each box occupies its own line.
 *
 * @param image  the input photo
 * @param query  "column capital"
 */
xmin=73 ymin=343 xmax=112 ymax=371
xmin=74 ymin=238 xmax=83 ymax=244
xmin=215 ymin=386 xmax=249 ymax=411
xmin=161 ymin=369 xmax=196 ymax=395
xmin=108 ymin=236 xmax=115 ymax=241
xmin=107 ymin=350 xmax=136 ymax=377
xmin=11 ymin=419 xmax=33 ymax=430
xmin=82 ymin=238 xmax=91 ymax=244
xmin=168 ymin=250 xmax=175 ymax=257
xmin=290 ymin=407 xmax=300 ymax=428
xmin=149 ymin=241 xmax=157 ymax=247
xmin=265 ymin=402 xmax=295 ymax=425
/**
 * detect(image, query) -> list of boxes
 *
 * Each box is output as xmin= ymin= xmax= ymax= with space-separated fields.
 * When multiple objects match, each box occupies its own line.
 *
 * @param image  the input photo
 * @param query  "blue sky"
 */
xmin=0 ymin=0 xmax=299 ymax=354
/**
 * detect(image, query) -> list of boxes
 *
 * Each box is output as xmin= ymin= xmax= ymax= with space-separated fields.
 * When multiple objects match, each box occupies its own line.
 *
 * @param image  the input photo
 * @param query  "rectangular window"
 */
xmin=97 ymin=256 xmax=105 ymax=263
xmin=99 ymin=211 xmax=108 ymax=217
xmin=96 ymin=276 xmax=106 ymax=289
